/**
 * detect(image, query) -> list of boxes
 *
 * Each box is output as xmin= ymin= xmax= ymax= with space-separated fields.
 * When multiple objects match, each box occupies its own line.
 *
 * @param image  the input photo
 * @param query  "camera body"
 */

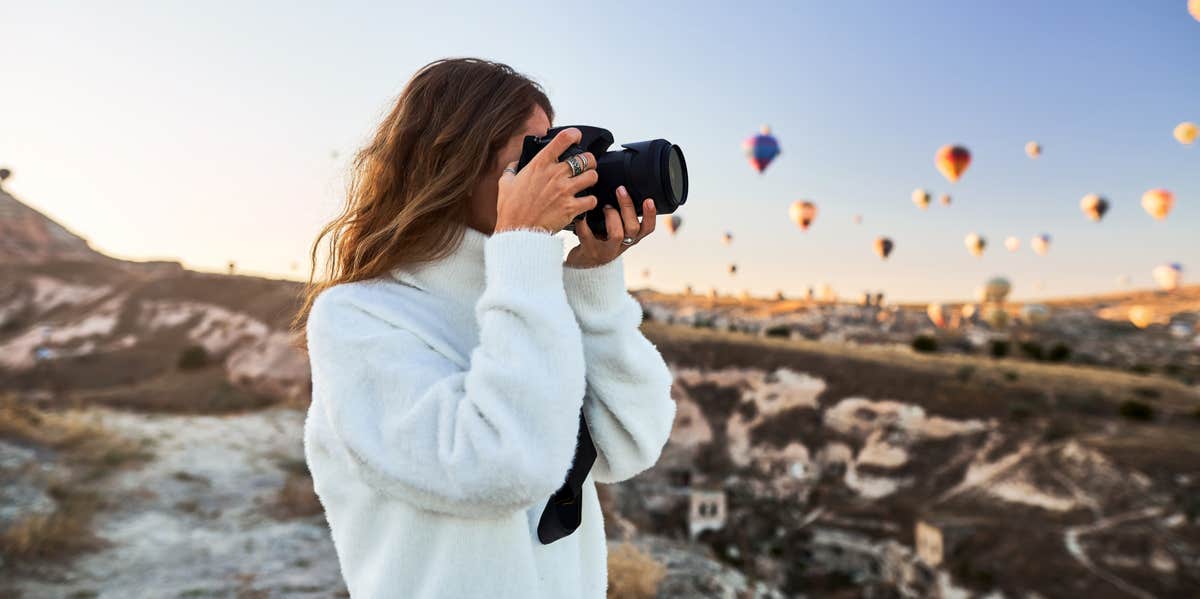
xmin=515 ymin=125 xmax=688 ymax=240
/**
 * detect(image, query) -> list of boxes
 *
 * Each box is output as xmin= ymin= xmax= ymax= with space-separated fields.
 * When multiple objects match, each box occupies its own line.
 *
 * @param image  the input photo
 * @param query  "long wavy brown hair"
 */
xmin=289 ymin=57 xmax=554 ymax=351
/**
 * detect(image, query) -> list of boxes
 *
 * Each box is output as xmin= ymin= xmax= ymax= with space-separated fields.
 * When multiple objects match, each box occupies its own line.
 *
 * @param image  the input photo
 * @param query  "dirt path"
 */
xmin=8 ymin=406 xmax=346 ymax=598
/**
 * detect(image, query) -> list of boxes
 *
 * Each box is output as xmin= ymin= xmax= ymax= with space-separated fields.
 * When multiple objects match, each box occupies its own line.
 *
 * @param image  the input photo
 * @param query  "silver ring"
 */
xmin=621 ymin=236 xmax=636 ymax=246
xmin=565 ymin=155 xmax=583 ymax=177
xmin=578 ymin=153 xmax=589 ymax=170
xmin=503 ymin=167 xmax=517 ymax=175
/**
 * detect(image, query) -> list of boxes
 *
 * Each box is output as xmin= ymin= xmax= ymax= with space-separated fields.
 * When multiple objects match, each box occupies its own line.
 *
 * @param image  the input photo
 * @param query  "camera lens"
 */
xmin=667 ymin=145 xmax=685 ymax=206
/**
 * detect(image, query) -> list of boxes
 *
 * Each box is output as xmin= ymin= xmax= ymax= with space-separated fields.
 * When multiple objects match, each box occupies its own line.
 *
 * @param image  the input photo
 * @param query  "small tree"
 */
xmin=177 ymin=345 xmax=210 ymax=370
xmin=911 ymin=335 xmax=939 ymax=353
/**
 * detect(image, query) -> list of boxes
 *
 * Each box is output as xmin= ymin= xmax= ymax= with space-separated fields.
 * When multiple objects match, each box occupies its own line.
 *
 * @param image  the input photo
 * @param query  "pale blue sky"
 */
xmin=1 ymin=1 xmax=1196 ymax=302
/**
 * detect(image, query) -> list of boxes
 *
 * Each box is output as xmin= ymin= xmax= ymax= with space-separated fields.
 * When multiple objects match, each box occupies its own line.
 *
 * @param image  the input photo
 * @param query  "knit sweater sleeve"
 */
xmin=306 ymin=228 xmax=587 ymax=519
xmin=562 ymin=255 xmax=676 ymax=484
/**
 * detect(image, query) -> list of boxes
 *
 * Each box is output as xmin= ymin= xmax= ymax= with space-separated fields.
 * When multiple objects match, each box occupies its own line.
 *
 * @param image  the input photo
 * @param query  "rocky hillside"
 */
xmin=0 ymin=185 xmax=309 ymax=411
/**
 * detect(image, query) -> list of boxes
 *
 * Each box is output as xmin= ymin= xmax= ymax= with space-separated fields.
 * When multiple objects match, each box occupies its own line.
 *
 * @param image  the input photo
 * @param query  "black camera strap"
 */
xmin=536 ymin=409 xmax=596 ymax=544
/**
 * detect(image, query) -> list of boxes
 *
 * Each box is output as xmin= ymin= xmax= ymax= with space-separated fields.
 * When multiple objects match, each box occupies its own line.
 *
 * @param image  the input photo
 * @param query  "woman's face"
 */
xmin=467 ymin=104 xmax=551 ymax=234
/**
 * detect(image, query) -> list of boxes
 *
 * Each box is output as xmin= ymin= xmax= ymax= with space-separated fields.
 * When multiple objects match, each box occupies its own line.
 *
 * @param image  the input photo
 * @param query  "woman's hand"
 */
xmin=564 ymin=184 xmax=657 ymax=269
xmin=495 ymin=127 xmax=599 ymax=235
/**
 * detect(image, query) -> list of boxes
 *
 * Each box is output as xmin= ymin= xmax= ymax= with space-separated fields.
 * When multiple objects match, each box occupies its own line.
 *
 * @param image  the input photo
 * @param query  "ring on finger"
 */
xmin=566 ymin=155 xmax=583 ymax=177
xmin=621 ymin=236 xmax=636 ymax=246
xmin=578 ymin=153 xmax=589 ymax=171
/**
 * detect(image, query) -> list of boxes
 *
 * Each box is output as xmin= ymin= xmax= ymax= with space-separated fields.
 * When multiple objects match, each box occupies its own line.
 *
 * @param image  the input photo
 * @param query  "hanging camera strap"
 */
xmin=537 ymin=409 xmax=596 ymax=544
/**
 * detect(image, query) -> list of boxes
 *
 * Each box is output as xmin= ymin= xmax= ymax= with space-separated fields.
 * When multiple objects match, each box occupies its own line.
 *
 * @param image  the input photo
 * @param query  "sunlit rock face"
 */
xmin=0 ymin=187 xmax=101 ymax=264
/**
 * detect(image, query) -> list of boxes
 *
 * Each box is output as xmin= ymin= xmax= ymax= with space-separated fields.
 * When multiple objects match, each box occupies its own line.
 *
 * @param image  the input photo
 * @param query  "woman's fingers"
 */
xmin=615 ymin=186 xmax=640 ymax=238
xmin=575 ymin=213 xmax=595 ymax=243
xmin=640 ymin=199 xmax=657 ymax=237
xmin=533 ymin=128 xmax=582 ymax=168
xmin=603 ymin=204 xmax=625 ymax=243
xmin=566 ymin=168 xmax=600 ymax=194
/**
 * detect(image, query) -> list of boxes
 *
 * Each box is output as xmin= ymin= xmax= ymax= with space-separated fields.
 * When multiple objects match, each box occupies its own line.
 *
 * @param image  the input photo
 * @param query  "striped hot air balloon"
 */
xmin=935 ymin=145 xmax=972 ymax=182
xmin=742 ymin=125 xmax=781 ymax=174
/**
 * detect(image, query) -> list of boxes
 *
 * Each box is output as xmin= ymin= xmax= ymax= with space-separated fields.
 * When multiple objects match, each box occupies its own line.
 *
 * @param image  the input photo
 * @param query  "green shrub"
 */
xmin=1118 ymin=400 xmax=1154 ymax=421
xmin=1018 ymin=341 xmax=1044 ymax=361
xmin=911 ymin=335 xmax=939 ymax=353
xmin=177 ymin=345 xmax=210 ymax=370
xmin=1046 ymin=342 xmax=1071 ymax=362
xmin=990 ymin=340 xmax=1010 ymax=358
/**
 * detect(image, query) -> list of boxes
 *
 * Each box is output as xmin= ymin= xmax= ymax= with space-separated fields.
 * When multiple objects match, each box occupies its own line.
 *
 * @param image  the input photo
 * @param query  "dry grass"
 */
xmin=0 ymin=393 xmax=152 ymax=564
xmin=607 ymin=542 xmax=666 ymax=599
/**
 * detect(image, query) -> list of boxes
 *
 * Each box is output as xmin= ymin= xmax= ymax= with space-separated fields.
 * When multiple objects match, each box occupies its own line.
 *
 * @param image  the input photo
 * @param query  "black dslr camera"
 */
xmin=515 ymin=126 xmax=688 ymax=240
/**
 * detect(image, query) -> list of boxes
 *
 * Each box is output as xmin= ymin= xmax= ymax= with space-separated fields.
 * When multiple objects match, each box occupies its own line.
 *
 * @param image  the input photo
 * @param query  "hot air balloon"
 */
xmin=1153 ymin=262 xmax=1183 ymax=291
xmin=912 ymin=188 xmax=931 ymax=210
xmin=1176 ymin=122 xmax=1198 ymax=145
xmin=1141 ymin=189 xmax=1174 ymax=220
xmin=728 ymin=263 xmax=738 ymax=275
xmin=873 ymin=237 xmax=894 ymax=260
xmin=1004 ymin=236 xmax=1020 ymax=252
xmin=1129 ymin=305 xmax=1155 ymax=329
xmin=774 ymin=290 xmax=786 ymax=301
xmin=927 ymin=303 xmax=950 ymax=328
xmin=805 ymin=287 xmax=815 ymax=302
xmin=1080 ymin=194 xmax=1109 ymax=222
xmin=1031 ymin=234 xmax=1051 ymax=256
xmin=721 ymin=231 xmax=734 ymax=245
xmin=939 ymin=193 xmax=952 ymax=207
xmin=1191 ymin=0 xmax=1200 ymax=22
xmin=965 ymin=233 xmax=987 ymax=258
xmin=983 ymin=306 xmax=1009 ymax=329
xmin=935 ymin=145 xmax=971 ymax=182
xmin=853 ymin=214 xmax=863 ymax=225
xmin=742 ymin=125 xmax=781 ymax=174
xmin=983 ymin=276 xmax=1012 ymax=303
xmin=665 ymin=214 xmax=682 ymax=236
xmin=789 ymin=200 xmax=818 ymax=231
xmin=706 ymin=288 xmax=718 ymax=300
xmin=1020 ymin=304 xmax=1050 ymax=326
xmin=1025 ymin=141 xmax=1042 ymax=159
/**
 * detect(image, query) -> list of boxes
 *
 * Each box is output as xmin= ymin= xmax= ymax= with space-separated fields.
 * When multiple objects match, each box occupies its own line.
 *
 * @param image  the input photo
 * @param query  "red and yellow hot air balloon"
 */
xmin=873 ymin=237 xmax=894 ymax=260
xmin=742 ymin=125 xmax=781 ymax=174
xmin=1141 ymin=189 xmax=1174 ymax=220
xmin=935 ymin=145 xmax=971 ymax=182
xmin=912 ymin=188 xmax=931 ymax=210
xmin=1175 ymin=122 xmax=1198 ymax=145
xmin=1080 ymin=194 xmax=1109 ymax=222
xmin=789 ymin=200 xmax=818 ymax=231
xmin=1025 ymin=141 xmax=1042 ymax=159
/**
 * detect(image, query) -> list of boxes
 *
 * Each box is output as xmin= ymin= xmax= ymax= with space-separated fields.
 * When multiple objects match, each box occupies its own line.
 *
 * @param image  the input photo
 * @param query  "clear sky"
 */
xmin=2 ymin=1 xmax=1197 ymax=302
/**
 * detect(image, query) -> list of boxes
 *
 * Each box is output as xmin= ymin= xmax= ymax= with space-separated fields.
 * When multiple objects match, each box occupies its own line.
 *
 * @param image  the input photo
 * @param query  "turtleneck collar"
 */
xmin=388 ymin=224 xmax=490 ymax=301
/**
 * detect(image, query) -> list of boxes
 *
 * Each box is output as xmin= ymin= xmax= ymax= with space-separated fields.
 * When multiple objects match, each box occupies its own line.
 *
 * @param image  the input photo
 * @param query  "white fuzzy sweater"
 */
xmin=302 ymin=225 xmax=677 ymax=598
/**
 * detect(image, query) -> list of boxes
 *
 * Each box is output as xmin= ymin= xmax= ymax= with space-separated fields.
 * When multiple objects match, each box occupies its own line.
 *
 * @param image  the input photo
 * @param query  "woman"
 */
xmin=291 ymin=58 xmax=677 ymax=598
